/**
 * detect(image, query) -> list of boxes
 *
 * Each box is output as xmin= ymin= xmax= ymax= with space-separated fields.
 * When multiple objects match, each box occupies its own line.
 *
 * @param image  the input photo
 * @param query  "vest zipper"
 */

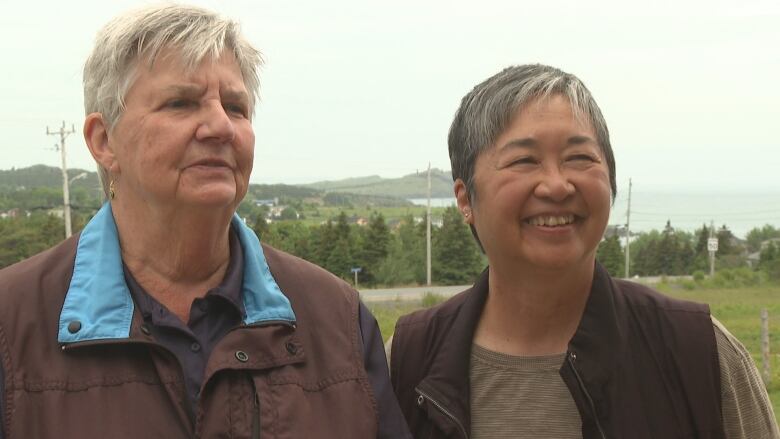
xmin=567 ymin=352 xmax=607 ymax=439
xmin=251 ymin=378 xmax=260 ymax=439
xmin=415 ymin=387 xmax=468 ymax=439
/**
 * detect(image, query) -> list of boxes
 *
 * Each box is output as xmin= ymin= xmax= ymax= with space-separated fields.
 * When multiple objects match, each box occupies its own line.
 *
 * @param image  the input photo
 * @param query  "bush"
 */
xmin=693 ymin=271 xmax=705 ymax=282
xmin=421 ymin=292 xmax=445 ymax=308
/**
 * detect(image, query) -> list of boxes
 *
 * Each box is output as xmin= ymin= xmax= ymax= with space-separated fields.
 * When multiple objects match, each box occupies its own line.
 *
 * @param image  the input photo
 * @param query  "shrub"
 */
xmin=421 ymin=292 xmax=445 ymax=308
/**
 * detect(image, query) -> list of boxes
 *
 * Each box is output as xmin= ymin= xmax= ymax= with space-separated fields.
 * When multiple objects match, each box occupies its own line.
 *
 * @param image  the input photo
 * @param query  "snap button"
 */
xmin=67 ymin=321 xmax=82 ymax=334
xmin=417 ymin=395 xmax=424 ymax=406
xmin=285 ymin=341 xmax=298 ymax=355
xmin=140 ymin=324 xmax=151 ymax=336
xmin=190 ymin=342 xmax=201 ymax=353
xmin=235 ymin=350 xmax=249 ymax=362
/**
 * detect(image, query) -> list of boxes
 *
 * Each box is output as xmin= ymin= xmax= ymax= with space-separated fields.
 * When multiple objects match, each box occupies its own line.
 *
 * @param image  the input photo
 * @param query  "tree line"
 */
xmin=597 ymin=221 xmax=780 ymax=281
xmin=2 ymin=208 xmax=778 ymax=286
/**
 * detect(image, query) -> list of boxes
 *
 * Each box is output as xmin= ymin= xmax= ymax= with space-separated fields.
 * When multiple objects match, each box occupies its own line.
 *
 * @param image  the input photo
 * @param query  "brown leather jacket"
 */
xmin=0 ymin=206 xmax=378 ymax=438
xmin=390 ymin=264 xmax=725 ymax=439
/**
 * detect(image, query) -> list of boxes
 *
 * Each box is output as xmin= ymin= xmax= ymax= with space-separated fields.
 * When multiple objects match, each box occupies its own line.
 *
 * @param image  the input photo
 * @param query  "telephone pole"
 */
xmin=47 ymin=121 xmax=77 ymax=238
xmin=709 ymin=219 xmax=716 ymax=277
xmin=426 ymin=163 xmax=432 ymax=286
xmin=624 ymin=178 xmax=632 ymax=278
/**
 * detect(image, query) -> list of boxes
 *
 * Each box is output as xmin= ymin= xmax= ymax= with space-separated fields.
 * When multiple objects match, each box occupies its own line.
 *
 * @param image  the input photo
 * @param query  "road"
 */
xmin=358 ymin=275 xmax=692 ymax=303
xmin=359 ymin=284 xmax=468 ymax=302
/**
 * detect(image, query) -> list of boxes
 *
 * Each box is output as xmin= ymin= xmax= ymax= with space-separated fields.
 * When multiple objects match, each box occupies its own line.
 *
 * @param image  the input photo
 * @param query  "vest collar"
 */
xmin=57 ymin=203 xmax=296 ymax=343
xmin=416 ymin=262 xmax=620 ymax=435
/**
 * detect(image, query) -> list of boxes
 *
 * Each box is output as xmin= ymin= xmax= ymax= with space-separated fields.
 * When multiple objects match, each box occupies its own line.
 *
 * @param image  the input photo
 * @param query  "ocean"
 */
xmin=409 ymin=191 xmax=780 ymax=239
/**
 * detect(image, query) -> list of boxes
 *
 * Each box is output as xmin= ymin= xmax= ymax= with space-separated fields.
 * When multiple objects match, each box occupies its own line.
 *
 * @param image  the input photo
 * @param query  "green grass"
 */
xmin=370 ymin=285 xmax=780 ymax=421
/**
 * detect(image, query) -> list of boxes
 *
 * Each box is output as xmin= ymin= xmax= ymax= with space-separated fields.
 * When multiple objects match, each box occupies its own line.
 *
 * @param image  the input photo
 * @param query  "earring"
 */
xmin=463 ymin=209 xmax=471 ymax=218
xmin=109 ymin=180 xmax=116 ymax=200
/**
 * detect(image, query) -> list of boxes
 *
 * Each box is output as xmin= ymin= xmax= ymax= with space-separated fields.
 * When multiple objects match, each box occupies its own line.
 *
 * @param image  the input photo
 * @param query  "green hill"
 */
xmin=0 ymin=165 xmax=416 ymax=210
xmin=0 ymin=165 xmax=100 ymax=191
xmin=302 ymin=168 xmax=454 ymax=198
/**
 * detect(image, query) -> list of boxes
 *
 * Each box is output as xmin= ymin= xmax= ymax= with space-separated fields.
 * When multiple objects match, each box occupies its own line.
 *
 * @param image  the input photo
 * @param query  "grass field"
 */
xmin=368 ymin=285 xmax=780 ymax=421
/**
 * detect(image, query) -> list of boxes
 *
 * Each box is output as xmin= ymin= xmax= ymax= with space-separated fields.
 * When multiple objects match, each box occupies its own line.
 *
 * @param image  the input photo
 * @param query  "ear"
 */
xmin=454 ymin=179 xmax=473 ymax=225
xmin=83 ymin=113 xmax=119 ymax=174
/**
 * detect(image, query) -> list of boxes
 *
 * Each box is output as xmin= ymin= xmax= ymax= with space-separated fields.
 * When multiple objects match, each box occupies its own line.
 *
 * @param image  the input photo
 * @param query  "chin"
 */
xmin=182 ymin=188 xmax=238 ymax=209
xmin=523 ymin=249 xmax=592 ymax=272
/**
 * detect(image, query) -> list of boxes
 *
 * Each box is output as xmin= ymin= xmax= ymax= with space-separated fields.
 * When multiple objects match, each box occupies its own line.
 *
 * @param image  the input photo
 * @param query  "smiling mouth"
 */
xmin=525 ymin=214 xmax=577 ymax=227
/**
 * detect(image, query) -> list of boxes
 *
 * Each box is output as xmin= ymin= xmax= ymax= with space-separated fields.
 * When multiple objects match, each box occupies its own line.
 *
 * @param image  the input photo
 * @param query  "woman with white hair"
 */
xmin=389 ymin=64 xmax=778 ymax=438
xmin=0 ymin=5 xmax=410 ymax=438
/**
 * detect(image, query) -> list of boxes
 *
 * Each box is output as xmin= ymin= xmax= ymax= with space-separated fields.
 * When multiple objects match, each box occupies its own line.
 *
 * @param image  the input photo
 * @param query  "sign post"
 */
xmin=707 ymin=237 xmax=718 ymax=277
xmin=350 ymin=267 xmax=362 ymax=289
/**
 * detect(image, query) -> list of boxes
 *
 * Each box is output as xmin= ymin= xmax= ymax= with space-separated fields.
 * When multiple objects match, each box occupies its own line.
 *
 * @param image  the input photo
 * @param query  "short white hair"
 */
xmin=83 ymin=3 xmax=263 ymax=198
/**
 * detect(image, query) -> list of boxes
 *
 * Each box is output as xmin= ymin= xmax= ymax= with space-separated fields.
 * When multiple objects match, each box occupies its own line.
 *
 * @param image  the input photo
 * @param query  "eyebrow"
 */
xmin=161 ymin=84 xmax=204 ymax=97
xmin=160 ymin=85 xmax=249 ymax=103
xmin=500 ymin=135 xmax=597 ymax=150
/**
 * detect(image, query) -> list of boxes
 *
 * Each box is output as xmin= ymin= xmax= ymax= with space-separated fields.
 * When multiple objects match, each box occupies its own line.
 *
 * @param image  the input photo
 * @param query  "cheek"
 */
xmin=237 ymin=128 xmax=255 ymax=174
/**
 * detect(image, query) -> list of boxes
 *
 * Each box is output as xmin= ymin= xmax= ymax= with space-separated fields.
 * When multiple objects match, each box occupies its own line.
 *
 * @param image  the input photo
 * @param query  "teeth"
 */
xmin=527 ymin=215 xmax=575 ymax=227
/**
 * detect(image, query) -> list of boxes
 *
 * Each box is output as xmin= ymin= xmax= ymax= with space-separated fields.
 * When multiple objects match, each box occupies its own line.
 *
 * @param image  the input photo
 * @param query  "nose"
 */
xmin=534 ymin=166 xmax=575 ymax=201
xmin=195 ymin=100 xmax=236 ymax=144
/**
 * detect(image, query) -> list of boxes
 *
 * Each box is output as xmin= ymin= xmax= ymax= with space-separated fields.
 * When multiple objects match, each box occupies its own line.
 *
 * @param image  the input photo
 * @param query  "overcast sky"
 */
xmin=1 ymin=0 xmax=778 ymax=194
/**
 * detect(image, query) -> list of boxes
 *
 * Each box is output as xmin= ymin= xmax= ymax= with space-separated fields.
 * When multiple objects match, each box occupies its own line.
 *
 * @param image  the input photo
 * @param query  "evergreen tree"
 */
xmin=323 ymin=212 xmax=356 ymax=281
xmin=657 ymin=220 xmax=678 ymax=275
xmin=596 ymin=235 xmax=624 ymax=276
xmin=252 ymin=213 xmax=270 ymax=240
xmin=432 ymin=206 xmax=483 ymax=285
xmin=357 ymin=212 xmax=390 ymax=286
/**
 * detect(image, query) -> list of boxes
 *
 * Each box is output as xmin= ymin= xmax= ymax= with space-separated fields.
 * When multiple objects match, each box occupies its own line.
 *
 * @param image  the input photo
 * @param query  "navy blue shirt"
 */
xmin=0 ymin=229 xmax=410 ymax=439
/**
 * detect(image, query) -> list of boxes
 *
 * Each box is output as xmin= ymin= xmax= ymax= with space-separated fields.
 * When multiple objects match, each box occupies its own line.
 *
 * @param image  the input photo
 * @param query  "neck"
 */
xmin=474 ymin=258 xmax=595 ymax=356
xmin=111 ymin=198 xmax=234 ymax=321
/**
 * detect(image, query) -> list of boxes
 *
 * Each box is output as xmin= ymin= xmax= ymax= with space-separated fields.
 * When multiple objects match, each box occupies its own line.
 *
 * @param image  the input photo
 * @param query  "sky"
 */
xmin=1 ymin=0 xmax=779 ymax=195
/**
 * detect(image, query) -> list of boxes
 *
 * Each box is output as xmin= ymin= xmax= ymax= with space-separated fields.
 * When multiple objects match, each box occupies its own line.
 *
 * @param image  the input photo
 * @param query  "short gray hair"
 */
xmin=448 ymin=64 xmax=616 ymax=201
xmin=83 ymin=3 xmax=263 ymax=198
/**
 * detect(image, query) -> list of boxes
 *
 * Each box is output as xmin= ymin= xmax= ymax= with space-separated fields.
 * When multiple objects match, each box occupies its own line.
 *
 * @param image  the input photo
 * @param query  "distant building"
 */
xmin=253 ymin=198 xmax=278 ymax=207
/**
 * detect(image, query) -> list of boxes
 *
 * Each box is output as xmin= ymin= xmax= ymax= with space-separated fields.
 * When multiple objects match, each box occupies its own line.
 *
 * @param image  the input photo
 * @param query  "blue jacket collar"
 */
xmin=58 ymin=203 xmax=295 ymax=343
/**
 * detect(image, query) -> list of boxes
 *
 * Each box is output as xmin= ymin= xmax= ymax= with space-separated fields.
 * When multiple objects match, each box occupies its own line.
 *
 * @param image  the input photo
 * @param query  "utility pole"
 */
xmin=47 ymin=121 xmax=76 ymax=239
xmin=709 ymin=219 xmax=717 ymax=277
xmin=624 ymin=178 xmax=632 ymax=278
xmin=426 ymin=163 xmax=432 ymax=286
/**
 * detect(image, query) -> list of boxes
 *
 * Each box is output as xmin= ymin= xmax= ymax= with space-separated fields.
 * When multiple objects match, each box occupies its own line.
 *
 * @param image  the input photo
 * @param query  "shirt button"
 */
xmin=190 ymin=342 xmax=201 ymax=353
xmin=235 ymin=350 xmax=249 ymax=362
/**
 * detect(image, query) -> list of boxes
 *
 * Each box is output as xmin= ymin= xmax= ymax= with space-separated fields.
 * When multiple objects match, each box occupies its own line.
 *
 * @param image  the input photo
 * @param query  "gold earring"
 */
xmin=109 ymin=180 xmax=116 ymax=200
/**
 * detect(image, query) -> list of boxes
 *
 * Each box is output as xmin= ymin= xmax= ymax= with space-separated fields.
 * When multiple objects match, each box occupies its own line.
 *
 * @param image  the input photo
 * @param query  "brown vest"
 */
xmin=391 ymin=264 xmax=724 ymax=439
xmin=0 ymin=236 xmax=377 ymax=438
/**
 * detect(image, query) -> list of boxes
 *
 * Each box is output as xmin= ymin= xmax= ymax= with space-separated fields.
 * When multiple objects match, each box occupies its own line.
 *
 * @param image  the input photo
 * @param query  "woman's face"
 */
xmin=459 ymin=95 xmax=612 ymax=273
xmin=106 ymin=50 xmax=254 ymax=212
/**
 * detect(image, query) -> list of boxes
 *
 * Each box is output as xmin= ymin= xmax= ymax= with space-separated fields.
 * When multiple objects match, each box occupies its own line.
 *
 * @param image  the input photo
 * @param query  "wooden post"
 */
xmin=761 ymin=308 xmax=770 ymax=386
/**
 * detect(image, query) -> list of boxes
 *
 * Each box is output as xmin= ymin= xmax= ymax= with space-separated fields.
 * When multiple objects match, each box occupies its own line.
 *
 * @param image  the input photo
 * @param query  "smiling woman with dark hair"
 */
xmin=389 ymin=64 xmax=778 ymax=439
